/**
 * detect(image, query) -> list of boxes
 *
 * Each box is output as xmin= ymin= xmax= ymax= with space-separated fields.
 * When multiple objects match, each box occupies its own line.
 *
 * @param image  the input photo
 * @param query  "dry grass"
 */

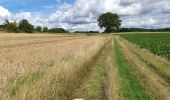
xmin=116 ymin=36 xmax=170 ymax=100
xmin=0 ymin=33 xmax=109 ymax=100
xmin=104 ymin=38 xmax=122 ymax=100
xmin=0 ymin=34 xmax=88 ymax=48
xmin=68 ymin=37 xmax=122 ymax=100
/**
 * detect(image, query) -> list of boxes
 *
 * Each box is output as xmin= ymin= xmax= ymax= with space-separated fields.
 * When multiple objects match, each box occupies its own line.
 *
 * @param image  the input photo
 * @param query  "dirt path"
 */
xmin=70 ymin=37 xmax=122 ymax=100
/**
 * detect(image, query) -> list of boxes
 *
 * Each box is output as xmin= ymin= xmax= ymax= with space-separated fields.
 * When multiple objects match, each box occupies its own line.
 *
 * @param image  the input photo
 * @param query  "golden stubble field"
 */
xmin=2 ymin=32 xmax=170 ymax=100
xmin=0 ymin=33 xmax=109 ymax=100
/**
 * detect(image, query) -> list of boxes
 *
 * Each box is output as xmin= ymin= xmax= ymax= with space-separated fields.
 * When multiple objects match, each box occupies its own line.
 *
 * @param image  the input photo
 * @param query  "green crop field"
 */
xmin=120 ymin=33 xmax=170 ymax=59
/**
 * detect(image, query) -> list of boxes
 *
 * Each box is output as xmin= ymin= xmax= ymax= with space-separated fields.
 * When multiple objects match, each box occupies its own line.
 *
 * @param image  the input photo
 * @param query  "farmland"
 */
xmin=0 ymin=32 xmax=170 ymax=100
xmin=120 ymin=33 xmax=170 ymax=59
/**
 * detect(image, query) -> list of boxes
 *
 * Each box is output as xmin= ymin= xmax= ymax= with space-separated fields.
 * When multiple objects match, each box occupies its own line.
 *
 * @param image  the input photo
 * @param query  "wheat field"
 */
xmin=1 ymin=33 xmax=170 ymax=100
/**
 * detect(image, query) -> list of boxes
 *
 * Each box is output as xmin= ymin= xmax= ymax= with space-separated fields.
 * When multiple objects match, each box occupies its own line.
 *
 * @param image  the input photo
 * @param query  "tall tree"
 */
xmin=43 ymin=27 xmax=48 ymax=32
xmin=98 ymin=12 xmax=121 ymax=33
xmin=35 ymin=26 xmax=42 ymax=32
xmin=19 ymin=19 xmax=34 ymax=33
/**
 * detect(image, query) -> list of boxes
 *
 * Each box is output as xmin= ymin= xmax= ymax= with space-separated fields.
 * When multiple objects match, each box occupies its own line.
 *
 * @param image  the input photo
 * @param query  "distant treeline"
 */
xmin=74 ymin=31 xmax=100 ymax=33
xmin=119 ymin=28 xmax=170 ymax=32
xmin=0 ymin=19 xmax=68 ymax=33
xmin=1 ymin=19 xmax=170 ymax=34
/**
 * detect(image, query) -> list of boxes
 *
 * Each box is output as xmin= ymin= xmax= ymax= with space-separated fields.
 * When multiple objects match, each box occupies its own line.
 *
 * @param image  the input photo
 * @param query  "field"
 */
xmin=0 ymin=32 xmax=170 ymax=100
xmin=120 ymin=33 xmax=170 ymax=59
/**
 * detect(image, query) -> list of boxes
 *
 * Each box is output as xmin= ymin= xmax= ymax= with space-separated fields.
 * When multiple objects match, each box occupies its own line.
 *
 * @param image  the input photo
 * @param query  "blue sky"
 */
xmin=0 ymin=0 xmax=170 ymax=31
xmin=0 ymin=0 xmax=75 ymax=13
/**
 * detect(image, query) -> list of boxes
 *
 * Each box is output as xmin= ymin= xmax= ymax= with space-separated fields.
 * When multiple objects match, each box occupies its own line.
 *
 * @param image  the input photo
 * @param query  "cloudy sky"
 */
xmin=0 ymin=0 xmax=170 ymax=31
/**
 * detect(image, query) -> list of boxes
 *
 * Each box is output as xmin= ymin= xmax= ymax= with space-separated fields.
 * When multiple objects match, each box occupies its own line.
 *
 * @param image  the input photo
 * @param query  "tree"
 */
xmin=43 ymin=27 xmax=48 ymax=32
xmin=3 ymin=19 xmax=20 ymax=33
xmin=48 ymin=28 xmax=68 ymax=33
xmin=98 ymin=12 xmax=121 ymax=33
xmin=35 ymin=26 xmax=42 ymax=32
xmin=19 ymin=19 xmax=34 ymax=33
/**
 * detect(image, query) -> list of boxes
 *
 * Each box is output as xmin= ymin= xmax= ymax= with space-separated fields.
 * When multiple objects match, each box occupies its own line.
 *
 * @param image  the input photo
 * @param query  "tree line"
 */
xmin=119 ymin=28 xmax=170 ymax=32
xmin=0 ymin=19 xmax=68 ymax=33
xmin=1 ymin=13 xmax=170 ymax=34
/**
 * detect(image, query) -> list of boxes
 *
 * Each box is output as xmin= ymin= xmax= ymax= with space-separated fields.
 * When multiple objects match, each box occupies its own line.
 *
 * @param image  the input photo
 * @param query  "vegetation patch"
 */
xmin=72 ymin=42 xmax=110 ymax=100
xmin=120 ymin=33 xmax=170 ymax=59
xmin=8 ymin=72 xmax=45 ymax=97
xmin=114 ymin=41 xmax=150 ymax=100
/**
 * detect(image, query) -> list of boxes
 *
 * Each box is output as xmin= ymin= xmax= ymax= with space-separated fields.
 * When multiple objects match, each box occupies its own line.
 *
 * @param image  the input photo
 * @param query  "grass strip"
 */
xmin=119 ymin=36 xmax=170 ymax=83
xmin=114 ymin=40 xmax=150 ymax=100
xmin=117 ymin=36 xmax=170 ymax=100
xmin=72 ymin=41 xmax=110 ymax=100
xmin=7 ymin=72 xmax=45 ymax=97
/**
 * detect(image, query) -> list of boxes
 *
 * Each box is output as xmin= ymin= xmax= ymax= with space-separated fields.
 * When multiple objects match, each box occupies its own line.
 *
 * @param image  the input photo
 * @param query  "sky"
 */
xmin=0 ymin=0 xmax=170 ymax=31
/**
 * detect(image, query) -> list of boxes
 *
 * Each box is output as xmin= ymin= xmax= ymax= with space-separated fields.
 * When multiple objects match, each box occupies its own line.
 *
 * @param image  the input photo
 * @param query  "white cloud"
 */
xmin=1 ymin=0 xmax=170 ymax=31
xmin=0 ymin=6 xmax=11 ymax=24
xmin=15 ymin=12 xmax=32 ymax=20
xmin=46 ymin=0 xmax=145 ymax=31
xmin=0 ymin=6 xmax=11 ymax=17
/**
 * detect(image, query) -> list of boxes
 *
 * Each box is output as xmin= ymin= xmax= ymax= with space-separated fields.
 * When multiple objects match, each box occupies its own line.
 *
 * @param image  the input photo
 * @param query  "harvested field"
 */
xmin=1 ymin=33 xmax=170 ymax=100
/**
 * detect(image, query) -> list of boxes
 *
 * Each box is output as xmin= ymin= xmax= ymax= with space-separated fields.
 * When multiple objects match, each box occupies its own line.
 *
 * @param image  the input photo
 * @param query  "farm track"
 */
xmin=66 ymin=39 xmax=109 ymax=100
xmin=116 ymin=36 xmax=170 ymax=100
xmin=69 ymin=38 xmax=122 ymax=100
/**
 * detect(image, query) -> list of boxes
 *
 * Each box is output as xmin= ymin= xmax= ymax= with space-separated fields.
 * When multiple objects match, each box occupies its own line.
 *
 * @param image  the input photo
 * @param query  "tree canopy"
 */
xmin=18 ymin=19 xmax=34 ymax=33
xmin=98 ymin=12 xmax=121 ymax=33
xmin=3 ymin=19 xmax=20 ymax=33
xmin=35 ymin=26 xmax=42 ymax=32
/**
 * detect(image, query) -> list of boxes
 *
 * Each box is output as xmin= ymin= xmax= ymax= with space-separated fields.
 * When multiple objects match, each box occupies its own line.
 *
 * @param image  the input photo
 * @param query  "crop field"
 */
xmin=0 ymin=33 xmax=170 ymax=100
xmin=120 ymin=33 xmax=170 ymax=59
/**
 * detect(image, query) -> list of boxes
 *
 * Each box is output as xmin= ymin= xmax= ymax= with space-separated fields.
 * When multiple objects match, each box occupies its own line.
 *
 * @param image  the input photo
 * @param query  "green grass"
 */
xmin=120 ymin=33 xmax=170 ymax=59
xmin=8 ymin=72 xmax=45 ymax=97
xmin=83 ymin=46 xmax=109 ymax=100
xmin=86 ymin=60 xmax=106 ymax=100
xmin=75 ymin=43 xmax=110 ymax=100
xmin=114 ymin=41 xmax=150 ymax=100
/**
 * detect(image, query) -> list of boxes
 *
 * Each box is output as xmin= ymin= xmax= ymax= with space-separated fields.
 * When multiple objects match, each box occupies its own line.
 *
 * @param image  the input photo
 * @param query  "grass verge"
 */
xmin=114 ymin=40 xmax=150 ymax=100
xmin=70 ymin=39 xmax=110 ymax=100
xmin=7 ymin=72 xmax=44 ymax=97
xmin=117 ymin=36 xmax=170 ymax=100
xmin=119 ymin=36 xmax=170 ymax=83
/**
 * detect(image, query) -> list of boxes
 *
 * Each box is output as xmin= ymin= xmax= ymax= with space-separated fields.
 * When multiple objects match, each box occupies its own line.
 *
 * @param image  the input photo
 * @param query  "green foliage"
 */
xmin=8 ymin=72 xmax=44 ymax=96
xmin=35 ymin=26 xmax=42 ymax=32
xmin=120 ymin=33 xmax=170 ymax=59
xmin=0 ymin=25 xmax=4 ymax=31
xmin=43 ymin=27 xmax=48 ymax=32
xmin=74 ymin=31 xmax=99 ymax=33
xmin=114 ymin=41 xmax=150 ymax=100
xmin=48 ymin=28 xmax=68 ymax=33
xmin=3 ymin=19 xmax=20 ymax=33
xmin=119 ymin=28 xmax=170 ymax=32
xmin=1 ymin=19 xmax=70 ymax=33
xmin=98 ymin=12 xmax=121 ymax=33
xmin=18 ymin=19 xmax=34 ymax=33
